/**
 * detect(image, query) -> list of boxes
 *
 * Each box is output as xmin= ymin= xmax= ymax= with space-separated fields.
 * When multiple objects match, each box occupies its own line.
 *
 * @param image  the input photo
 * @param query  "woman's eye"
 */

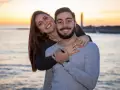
xmin=38 ymin=22 xmax=42 ymax=26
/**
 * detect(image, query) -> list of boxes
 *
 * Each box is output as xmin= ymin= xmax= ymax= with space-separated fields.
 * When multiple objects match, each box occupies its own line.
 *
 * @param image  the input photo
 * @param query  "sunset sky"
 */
xmin=0 ymin=0 xmax=120 ymax=26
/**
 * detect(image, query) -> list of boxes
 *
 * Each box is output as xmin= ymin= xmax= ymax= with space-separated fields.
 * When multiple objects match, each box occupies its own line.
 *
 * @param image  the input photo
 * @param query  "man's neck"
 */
xmin=58 ymin=34 xmax=77 ymax=46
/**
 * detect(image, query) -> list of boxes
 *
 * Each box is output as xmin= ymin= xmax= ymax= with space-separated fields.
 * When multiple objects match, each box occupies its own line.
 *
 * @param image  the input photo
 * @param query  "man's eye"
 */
xmin=57 ymin=21 xmax=62 ymax=24
xmin=67 ymin=20 xmax=72 ymax=23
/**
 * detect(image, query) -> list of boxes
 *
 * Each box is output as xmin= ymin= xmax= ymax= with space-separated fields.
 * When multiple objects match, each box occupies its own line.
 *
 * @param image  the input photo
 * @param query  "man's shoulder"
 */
xmin=87 ymin=42 xmax=98 ymax=47
xmin=84 ymin=42 xmax=99 ymax=50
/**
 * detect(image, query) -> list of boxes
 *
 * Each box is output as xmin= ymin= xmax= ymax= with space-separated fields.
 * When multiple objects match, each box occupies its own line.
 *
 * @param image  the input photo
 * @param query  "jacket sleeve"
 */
xmin=64 ymin=43 xmax=100 ymax=90
xmin=35 ymin=42 xmax=57 ymax=71
xmin=75 ymin=24 xmax=92 ymax=42
xmin=35 ymin=54 xmax=57 ymax=70
xmin=75 ymin=24 xmax=86 ymax=36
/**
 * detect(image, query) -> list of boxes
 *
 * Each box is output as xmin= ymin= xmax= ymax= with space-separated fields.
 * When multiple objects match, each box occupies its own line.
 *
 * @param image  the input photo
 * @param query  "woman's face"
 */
xmin=35 ymin=14 xmax=56 ymax=34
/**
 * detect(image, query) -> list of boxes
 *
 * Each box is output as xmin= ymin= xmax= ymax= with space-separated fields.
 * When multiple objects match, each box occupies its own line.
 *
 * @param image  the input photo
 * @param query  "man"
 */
xmin=45 ymin=7 xmax=100 ymax=90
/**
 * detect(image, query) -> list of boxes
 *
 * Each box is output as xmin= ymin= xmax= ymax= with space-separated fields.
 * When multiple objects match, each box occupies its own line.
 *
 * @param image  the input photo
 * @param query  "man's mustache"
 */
xmin=60 ymin=27 xmax=71 ymax=31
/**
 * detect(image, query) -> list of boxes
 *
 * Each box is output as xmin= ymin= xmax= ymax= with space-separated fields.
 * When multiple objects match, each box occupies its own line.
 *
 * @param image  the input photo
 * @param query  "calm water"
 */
xmin=0 ymin=30 xmax=120 ymax=90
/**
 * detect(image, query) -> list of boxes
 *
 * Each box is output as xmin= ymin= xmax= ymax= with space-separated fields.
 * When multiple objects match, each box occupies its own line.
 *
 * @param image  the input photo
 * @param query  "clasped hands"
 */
xmin=54 ymin=35 xmax=89 ymax=64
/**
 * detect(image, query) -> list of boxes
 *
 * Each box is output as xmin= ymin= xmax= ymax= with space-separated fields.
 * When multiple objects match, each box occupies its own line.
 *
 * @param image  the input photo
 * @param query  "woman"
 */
xmin=28 ymin=11 xmax=92 ymax=89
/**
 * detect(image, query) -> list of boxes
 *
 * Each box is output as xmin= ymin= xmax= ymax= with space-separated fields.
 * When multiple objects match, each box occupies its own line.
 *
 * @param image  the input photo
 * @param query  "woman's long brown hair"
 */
xmin=28 ymin=11 xmax=49 ymax=72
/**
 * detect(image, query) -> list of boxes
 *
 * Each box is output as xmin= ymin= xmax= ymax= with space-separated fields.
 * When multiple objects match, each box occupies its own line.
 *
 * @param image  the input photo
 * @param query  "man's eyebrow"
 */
xmin=66 ymin=17 xmax=72 ymax=20
xmin=57 ymin=19 xmax=62 ymax=21
xmin=57 ymin=18 xmax=72 ymax=21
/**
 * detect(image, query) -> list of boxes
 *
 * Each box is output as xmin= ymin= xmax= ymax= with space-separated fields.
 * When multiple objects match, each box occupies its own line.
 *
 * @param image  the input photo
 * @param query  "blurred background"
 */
xmin=0 ymin=0 xmax=120 ymax=90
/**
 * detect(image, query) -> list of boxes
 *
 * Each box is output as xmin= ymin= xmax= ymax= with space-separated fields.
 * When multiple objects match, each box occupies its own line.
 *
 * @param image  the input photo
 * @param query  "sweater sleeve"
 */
xmin=64 ymin=43 xmax=100 ymax=90
xmin=35 ymin=41 xmax=57 ymax=71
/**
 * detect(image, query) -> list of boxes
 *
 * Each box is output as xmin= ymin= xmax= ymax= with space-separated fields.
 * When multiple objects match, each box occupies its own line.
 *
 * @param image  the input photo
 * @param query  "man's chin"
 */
xmin=59 ymin=35 xmax=72 ymax=39
xmin=57 ymin=28 xmax=75 ymax=39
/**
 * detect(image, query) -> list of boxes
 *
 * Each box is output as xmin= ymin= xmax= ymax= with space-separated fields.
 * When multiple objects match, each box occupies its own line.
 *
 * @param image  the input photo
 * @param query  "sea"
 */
xmin=0 ymin=29 xmax=120 ymax=90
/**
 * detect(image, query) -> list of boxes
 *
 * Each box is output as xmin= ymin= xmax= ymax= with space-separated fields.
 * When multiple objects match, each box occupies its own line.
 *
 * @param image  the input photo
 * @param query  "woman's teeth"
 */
xmin=46 ymin=24 xmax=51 ymax=29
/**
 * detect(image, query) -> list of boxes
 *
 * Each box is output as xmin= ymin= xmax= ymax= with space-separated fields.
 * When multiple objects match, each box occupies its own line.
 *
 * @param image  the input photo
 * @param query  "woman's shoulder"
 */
xmin=40 ymin=39 xmax=56 ymax=50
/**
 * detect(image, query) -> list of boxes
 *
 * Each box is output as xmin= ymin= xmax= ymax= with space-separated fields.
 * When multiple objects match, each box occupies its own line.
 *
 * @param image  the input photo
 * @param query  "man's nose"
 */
xmin=63 ymin=22 xmax=68 ymax=27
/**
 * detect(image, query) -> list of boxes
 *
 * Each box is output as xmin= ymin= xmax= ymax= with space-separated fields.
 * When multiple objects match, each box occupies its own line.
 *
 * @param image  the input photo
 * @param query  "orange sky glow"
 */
xmin=0 ymin=0 xmax=120 ymax=26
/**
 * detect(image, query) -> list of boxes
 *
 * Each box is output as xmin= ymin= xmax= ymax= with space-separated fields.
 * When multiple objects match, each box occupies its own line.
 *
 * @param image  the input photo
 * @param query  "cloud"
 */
xmin=0 ymin=0 xmax=11 ymax=3
xmin=0 ymin=0 xmax=12 ymax=7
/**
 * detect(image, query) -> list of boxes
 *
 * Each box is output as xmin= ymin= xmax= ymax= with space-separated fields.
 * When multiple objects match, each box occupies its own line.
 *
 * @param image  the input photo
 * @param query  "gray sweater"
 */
xmin=43 ymin=42 xmax=100 ymax=90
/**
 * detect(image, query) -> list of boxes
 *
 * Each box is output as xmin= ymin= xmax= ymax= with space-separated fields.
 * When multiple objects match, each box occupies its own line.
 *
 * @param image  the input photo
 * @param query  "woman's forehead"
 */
xmin=36 ymin=13 xmax=50 ymax=18
xmin=35 ymin=14 xmax=47 ymax=22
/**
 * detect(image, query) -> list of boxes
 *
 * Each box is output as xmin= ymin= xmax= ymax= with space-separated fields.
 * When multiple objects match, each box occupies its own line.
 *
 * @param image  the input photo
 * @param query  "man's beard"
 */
xmin=57 ymin=27 xmax=76 ymax=39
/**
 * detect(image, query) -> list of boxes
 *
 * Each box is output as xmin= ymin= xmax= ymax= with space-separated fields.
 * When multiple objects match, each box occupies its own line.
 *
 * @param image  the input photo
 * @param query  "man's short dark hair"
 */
xmin=55 ymin=7 xmax=75 ymax=23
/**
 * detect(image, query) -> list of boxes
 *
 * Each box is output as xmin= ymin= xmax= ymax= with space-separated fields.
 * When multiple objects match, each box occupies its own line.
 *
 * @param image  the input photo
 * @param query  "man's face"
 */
xmin=35 ymin=14 xmax=56 ymax=34
xmin=56 ymin=12 xmax=76 ymax=39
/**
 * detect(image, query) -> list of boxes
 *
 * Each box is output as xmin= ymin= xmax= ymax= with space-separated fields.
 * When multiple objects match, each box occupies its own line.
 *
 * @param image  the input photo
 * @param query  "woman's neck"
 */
xmin=48 ymin=29 xmax=61 ymax=42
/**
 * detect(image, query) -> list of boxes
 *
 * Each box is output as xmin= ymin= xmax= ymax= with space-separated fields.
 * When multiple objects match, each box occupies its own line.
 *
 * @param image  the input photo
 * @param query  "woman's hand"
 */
xmin=54 ymin=44 xmax=80 ymax=64
xmin=54 ymin=49 xmax=69 ymax=64
xmin=64 ymin=44 xmax=80 ymax=56
xmin=77 ymin=35 xmax=90 ymax=47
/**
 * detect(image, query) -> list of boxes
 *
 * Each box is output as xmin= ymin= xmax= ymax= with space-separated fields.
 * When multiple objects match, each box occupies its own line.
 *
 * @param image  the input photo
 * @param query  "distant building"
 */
xmin=81 ymin=12 xmax=83 ymax=28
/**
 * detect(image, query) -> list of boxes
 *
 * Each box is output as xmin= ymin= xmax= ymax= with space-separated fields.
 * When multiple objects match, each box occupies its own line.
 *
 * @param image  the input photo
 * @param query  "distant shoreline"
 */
xmin=0 ymin=28 xmax=30 ymax=30
xmin=83 ymin=26 xmax=120 ymax=34
xmin=0 ymin=26 xmax=120 ymax=34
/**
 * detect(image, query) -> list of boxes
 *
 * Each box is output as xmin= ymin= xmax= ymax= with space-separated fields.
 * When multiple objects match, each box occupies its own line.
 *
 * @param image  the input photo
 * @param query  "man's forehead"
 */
xmin=56 ymin=12 xmax=73 ymax=20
